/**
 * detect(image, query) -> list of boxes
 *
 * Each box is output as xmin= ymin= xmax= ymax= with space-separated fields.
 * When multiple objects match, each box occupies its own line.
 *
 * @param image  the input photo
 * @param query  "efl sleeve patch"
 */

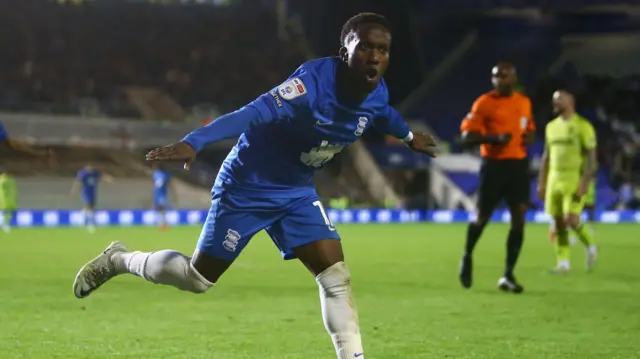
xmin=277 ymin=77 xmax=307 ymax=100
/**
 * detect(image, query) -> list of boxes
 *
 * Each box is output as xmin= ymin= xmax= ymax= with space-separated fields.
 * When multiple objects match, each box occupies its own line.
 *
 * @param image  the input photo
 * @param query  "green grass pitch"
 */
xmin=1 ymin=223 xmax=639 ymax=358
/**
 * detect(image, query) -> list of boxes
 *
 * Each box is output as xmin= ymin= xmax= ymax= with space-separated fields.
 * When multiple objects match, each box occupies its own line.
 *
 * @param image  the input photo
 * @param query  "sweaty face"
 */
xmin=491 ymin=65 xmax=516 ymax=92
xmin=344 ymin=24 xmax=391 ymax=91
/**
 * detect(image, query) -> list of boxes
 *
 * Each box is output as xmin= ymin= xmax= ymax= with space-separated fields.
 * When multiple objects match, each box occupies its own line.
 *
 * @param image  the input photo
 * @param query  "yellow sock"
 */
xmin=556 ymin=229 xmax=571 ymax=267
xmin=573 ymin=223 xmax=595 ymax=248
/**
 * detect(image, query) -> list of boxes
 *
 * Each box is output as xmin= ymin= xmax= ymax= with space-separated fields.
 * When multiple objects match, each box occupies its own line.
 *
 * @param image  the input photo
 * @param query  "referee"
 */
xmin=458 ymin=62 xmax=536 ymax=293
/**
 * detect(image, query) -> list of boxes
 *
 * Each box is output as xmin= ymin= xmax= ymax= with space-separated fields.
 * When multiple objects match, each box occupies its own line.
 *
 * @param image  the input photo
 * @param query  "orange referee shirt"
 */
xmin=460 ymin=90 xmax=534 ymax=160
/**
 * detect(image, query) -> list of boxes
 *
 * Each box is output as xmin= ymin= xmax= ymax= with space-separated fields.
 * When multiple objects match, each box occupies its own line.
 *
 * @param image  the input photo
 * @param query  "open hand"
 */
xmin=146 ymin=142 xmax=197 ymax=170
xmin=408 ymin=132 xmax=438 ymax=158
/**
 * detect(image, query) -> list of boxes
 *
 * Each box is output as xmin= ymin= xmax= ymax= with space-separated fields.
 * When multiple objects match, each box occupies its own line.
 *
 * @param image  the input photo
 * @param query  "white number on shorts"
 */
xmin=313 ymin=200 xmax=336 ymax=231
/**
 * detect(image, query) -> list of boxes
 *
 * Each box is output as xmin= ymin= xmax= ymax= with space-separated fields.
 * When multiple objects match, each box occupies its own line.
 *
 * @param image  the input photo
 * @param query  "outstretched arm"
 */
xmin=70 ymin=178 xmax=81 ymax=197
xmin=147 ymin=69 xmax=316 ymax=167
xmin=375 ymin=106 xmax=437 ymax=157
xmin=3 ymin=138 xmax=49 ymax=157
xmin=1 ymin=122 xmax=49 ymax=157
xmin=181 ymin=102 xmax=276 ymax=152
xmin=374 ymin=106 xmax=413 ymax=142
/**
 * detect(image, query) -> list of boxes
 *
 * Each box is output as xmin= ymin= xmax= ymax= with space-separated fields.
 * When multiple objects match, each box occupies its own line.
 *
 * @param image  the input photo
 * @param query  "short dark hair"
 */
xmin=340 ymin=12 xmax=391 ymax=47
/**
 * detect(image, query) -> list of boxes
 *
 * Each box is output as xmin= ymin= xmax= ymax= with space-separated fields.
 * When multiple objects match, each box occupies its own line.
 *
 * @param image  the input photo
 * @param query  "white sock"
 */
xmin=588 ymin=245 xmax=598 ymax=254
xmin=316 ymin=262 xmax=364 ymax=359
xmin=557 ymin=260 xmax=570 ymax=270
xmin=113 ymin=250 xmax=213 ymax=293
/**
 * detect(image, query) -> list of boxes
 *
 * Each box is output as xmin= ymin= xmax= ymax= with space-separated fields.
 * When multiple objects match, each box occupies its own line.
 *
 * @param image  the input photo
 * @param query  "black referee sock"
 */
xmin=464 ymin=222 xmax=485 ymax=256
xmin=505 ymin=228 xmax=524 ymax=279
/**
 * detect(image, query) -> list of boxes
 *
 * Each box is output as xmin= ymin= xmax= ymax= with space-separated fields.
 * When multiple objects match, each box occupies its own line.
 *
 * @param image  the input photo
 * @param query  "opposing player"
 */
xmin=70 ymin=164 xmax=114 ymax=232
xmin=72 ymin=13 xmax=437 ymax=359
xmin=538 ymin=90 xmax=597 ymax=273
xmin=152 ymin=164 xmax=177 ymax=230
xmin=0 ymin=169 xmax=17 ymax=233
xmin=458 ymin=62 xmax=536 ymax=293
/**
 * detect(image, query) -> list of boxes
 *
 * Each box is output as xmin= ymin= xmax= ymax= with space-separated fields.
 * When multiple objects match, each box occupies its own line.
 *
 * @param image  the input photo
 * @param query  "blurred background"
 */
xmin=1 ymin=0 xmax=640 ymax=226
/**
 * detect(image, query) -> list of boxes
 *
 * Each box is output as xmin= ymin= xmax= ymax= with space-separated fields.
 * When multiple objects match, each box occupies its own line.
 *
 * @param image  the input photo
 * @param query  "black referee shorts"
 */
xmin=476 ymin=158 xmax=531 ymax=214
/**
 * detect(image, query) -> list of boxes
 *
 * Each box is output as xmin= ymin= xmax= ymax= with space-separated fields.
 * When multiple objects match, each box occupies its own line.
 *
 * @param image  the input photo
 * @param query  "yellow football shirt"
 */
xmin=545 ymin=114 xmax=596 ymax=187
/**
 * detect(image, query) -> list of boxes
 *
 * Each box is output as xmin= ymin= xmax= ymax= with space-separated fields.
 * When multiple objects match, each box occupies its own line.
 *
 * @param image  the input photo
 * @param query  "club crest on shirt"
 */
xmin=354 ymin=117 xmax=368 ymax=136
xmin=278 ymin=77 xmax=307 ymax=100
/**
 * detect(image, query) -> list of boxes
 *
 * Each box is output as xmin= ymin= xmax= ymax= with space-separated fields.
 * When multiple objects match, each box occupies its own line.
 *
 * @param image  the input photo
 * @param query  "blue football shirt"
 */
xmin=184 ymin=57 xmax=411 ymax=199
xmin=77 ymin=169 xmax=101 ymax=199
xmin=153 ymin=170 xmax=171 ymax=198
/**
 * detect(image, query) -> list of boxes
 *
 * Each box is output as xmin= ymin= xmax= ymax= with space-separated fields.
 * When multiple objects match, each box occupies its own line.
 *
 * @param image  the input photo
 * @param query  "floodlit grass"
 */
xmin=1 ymin=224 xmax=638 ymax=358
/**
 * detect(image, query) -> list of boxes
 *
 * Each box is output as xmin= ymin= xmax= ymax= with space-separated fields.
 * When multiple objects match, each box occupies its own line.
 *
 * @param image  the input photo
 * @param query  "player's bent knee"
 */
xmin=185 ymin=263 xmax=213 ymax=294
xmin=145 ymin=250 xmax=213 ymax=294
xmin=316 ymin=261 xmax=351 ymax=299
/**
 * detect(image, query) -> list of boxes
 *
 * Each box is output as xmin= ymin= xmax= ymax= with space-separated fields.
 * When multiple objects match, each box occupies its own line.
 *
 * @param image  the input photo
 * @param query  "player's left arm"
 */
xmin=522 ymin=97 xmax=536 ymax=145
xmin=0 ymin=122 xmax=52 ymax=158
xmin=70 ymin=172 xmax=82 ymax=197
xmin=3 ymin=138 xmax=50 ymax=157
xmin=147 ymin=68 xmax=316 ymax=167
xmin=374 ymin=106 xmax=437 ymax=157
xmin=181 ymin=70 xmax=315 ymax=153
xmin=578 ymin=121 xmax=598 ymax=194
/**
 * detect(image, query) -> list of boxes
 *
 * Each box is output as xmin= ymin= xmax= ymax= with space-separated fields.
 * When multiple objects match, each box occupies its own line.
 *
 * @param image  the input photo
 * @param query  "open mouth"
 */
xmin=365 ymin=68 xmax=378 ymax=80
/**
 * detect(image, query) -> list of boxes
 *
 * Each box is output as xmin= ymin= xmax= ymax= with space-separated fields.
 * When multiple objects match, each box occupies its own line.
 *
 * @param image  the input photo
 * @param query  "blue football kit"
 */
xmin=182 ymin=57 xmax=411 ymax=261
xmin=153 ymin=169 xmax=172 ymax=208
xmin=77 ymin=169 xmax=101 ymax=207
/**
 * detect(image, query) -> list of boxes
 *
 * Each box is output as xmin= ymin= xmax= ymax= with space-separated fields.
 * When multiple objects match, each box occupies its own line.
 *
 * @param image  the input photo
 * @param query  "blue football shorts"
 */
xmin=154 ymin=195 xmax=168 ymax=209
xmin=196 ymin=191 xmax=341 ymax=261
xmin=81 ymin=193 xmax=96 ymax=208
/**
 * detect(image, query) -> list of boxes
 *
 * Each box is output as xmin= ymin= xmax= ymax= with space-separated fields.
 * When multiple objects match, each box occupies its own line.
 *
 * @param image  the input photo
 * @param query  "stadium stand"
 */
xmin=0 ymin=1 xmax=304 ymax=120
xmin=2 ymin=0 xmax=640 ymax=213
